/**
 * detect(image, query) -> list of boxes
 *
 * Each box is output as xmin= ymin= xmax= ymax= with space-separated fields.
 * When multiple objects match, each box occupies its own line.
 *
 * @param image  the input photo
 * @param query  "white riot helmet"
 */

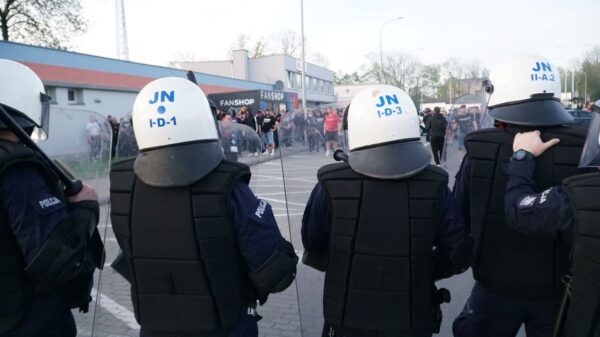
xmin=132 ymin=77 xmax=223 ymax=187
xmin=484 ymin=55 xmax=572 ymax=126
xmin=345 ymin=85 xmax=431 ymax=178
xmin=0 ymin=59 xmax=50 ymax=133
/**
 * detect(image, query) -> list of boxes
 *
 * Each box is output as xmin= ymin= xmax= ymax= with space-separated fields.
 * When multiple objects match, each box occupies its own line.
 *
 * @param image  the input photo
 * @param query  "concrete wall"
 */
xmin=48 ymin=87 xmax=137 ymax=119
xmin=177 ymin=61 xmax=232 ymax=78
xmin=232 ymin=50 xmax=249 ymax=80
xmin=248 ymin=56 xmax=286 ymax=84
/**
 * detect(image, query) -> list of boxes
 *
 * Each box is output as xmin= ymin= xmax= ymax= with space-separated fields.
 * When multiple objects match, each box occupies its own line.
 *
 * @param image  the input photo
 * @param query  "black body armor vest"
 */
xmin=563 ymin=172 xmax=600 ymax=337
xmin=0 ymin=140 xmax=60 ymax=333
xmin=318 ymin=162 xmax=448 ymax=335
xmin=464 ymin=126 xmax=585 ymax=300
xmin=110 ymin=159 xmax=253 ymax=336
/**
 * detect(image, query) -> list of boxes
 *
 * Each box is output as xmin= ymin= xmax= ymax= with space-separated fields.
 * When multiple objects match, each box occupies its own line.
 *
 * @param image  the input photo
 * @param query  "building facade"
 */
xmin=0 ymin=41 xmax=275 ymax=119
xmin=176 ymin=50 xmax=335 ymax=107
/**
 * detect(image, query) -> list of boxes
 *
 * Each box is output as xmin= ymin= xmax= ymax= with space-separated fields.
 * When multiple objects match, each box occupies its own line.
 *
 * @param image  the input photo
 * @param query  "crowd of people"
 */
xmin=215 ymin=105 xmax=345 ymax=158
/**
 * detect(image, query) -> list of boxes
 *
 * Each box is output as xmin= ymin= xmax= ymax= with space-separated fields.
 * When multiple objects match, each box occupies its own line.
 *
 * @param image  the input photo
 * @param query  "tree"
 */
xmin=580 ymin=45 xmax=600 ymax=101
xmin=420 ymin=64 xmax=441 ymax=97
xmin=249 ymin=37 xmax=266 ymax=58
xmin=229 ymin=33 xmax=267 ymax=58
xmin=231 ymin=33 xmax=250 ymax=50
xmin=363 ymin=52 xmax=421 ymax=90
xmin=274 ymin=30 xmax=302 ymax=57
xmin=0 ymin=0 xmax=87 ymax=49
xmin=334 ymin=71 xmax=367 ymax=85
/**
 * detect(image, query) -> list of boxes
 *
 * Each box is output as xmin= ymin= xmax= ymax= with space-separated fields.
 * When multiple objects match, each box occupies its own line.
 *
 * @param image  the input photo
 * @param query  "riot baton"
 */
xmin=0 ymin=104 xmax=83 ymax=196
xmin=553 ymin=274 xmax=572 ymax=337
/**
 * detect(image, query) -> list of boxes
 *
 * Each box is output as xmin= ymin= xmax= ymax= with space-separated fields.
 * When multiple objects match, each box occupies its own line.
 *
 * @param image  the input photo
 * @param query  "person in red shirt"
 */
xmin=323 ymin=107 xmax=340 ymax=156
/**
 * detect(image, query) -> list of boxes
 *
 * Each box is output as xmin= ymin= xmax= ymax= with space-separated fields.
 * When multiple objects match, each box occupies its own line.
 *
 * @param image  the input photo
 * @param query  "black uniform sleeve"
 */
xmin=452 ymin=157 xmax=471 ymax=232
xmin=0 ymin=165 xmax=102 ymax=285
xmin=504 ymin=158 xmax=574 ymax=245
xmin=229 ymin=182 xmax=298 ymax=302
xmin=301 ymin=183 xmax=331 ymax=272
xmin=0 ymin=165 xmax=69 ymax=264
xmin=432 ymin=187 xmax=473 ymax=281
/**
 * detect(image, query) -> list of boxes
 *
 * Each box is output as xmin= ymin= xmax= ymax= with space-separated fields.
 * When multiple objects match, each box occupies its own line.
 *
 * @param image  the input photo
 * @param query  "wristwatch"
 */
xmin=511 ymin=149 xmax=534 ymax=161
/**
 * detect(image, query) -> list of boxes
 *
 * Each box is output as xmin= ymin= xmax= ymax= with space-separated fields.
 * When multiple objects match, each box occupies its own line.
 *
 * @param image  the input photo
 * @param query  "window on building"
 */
xmin=318 ymin=80 xmax=323 ymax=93
xmin=67 ymin=88 xmax=83 ymax=104
xmin=295 ymin=73 xmax=302 ymax=90
xmin=44 ymin=86 xmax=57 ymax=103
xmin=287 ymin=71 xmax=295 ymax=89
xmin=311 ymin=78 xmax=317 ymax=92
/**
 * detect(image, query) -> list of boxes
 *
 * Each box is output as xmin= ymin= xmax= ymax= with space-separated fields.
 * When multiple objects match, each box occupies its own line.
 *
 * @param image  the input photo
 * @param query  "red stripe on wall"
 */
xmin=21 ymin=62 xmax=245 ymax=94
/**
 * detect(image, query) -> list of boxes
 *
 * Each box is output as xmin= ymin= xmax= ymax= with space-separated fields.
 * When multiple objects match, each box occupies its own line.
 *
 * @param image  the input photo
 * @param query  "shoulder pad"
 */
xmin=417 ymin=164 xmax=450 ymax=182
xmin=110 ymin=157 xmax=135 ymax=172
xmin=217 ymin=160 xmax=251 ymax=185
xmin=563 ymin=171 xmax=600 ymax=188
xmin=317 ymin=162 xmax=356 ymax=180
xmin=464 ymin=128 xmax=511 ymax=144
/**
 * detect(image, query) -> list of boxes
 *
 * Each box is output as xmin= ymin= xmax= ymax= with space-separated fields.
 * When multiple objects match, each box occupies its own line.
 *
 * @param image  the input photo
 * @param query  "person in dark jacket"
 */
xmin=452 ymin=55 xmax=581 ymax=337
xmin=503 ymin=102 xmax=600 ymax=337
xmin=302 ymin=85 xmax=472 ymax=337
xmin=426 ymin=106 xmax=448 ymax=166
xmin=110 ymin=77 xmax=298 ymax=337
xmin=0 ymin=59 xmax=103 ymax=337
xmin=238 ymin=106 xmax=259 ymax=156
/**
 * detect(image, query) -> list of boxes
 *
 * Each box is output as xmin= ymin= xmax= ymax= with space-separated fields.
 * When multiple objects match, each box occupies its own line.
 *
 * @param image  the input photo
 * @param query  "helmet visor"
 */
xmin=578 ymin=110 xmax=600 ymax=168
xmin=31 ymin=93 xmax=50 ymax=142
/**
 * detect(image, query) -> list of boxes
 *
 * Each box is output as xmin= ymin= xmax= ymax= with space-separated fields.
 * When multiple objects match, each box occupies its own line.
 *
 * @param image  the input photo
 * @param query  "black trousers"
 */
xmin=430 ymin=137 xmax=444 ymax=165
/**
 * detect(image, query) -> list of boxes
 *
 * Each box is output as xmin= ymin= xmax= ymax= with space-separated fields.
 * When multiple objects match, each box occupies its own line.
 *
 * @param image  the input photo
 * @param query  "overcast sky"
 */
xmin=75 ymin=0 xmax=599 ymax=73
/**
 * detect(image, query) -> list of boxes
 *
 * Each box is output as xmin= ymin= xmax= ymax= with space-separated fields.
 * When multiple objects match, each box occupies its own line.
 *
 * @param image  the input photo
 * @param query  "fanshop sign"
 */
xmin=209 ymin=90 xmax=287 ymax=113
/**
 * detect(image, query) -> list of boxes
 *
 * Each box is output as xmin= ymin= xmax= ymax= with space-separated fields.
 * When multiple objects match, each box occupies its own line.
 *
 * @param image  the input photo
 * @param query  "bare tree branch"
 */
xmin=0 ymin=0 xmax=87 ymax=49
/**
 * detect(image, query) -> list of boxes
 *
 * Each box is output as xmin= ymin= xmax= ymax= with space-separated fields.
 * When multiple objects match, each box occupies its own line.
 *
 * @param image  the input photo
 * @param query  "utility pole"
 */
xmin=116 ymin=0 xmax=129 ymax=60
xmin=379 ymin=17 xmax=403 ymax=84
xmin=300 ymin=0 xmax=307 ymax=117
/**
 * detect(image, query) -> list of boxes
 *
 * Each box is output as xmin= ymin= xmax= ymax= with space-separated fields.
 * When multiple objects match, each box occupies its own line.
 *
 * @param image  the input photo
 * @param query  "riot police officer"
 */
xmin=109 ymin=77 xmax=297 ymax=337
xmin=502 ymin=100 xmax=600 ymax=337
xmin=452 ymin=55 xmax=585 ymax=337
xmin=0 ymin=59 xmax=103 ymax=336
xmin=302 ymin=85 xmax=472 ymax=337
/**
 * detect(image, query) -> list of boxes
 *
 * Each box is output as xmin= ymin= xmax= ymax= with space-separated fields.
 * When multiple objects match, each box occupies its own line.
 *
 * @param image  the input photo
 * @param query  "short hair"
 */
xmin=434 ymin=107 xmax=441 ymax=113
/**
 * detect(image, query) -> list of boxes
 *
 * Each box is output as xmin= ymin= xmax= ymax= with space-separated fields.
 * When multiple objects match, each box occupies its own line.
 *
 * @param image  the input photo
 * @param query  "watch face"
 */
xmin=515 ymin=150 xmax=526 ymax=160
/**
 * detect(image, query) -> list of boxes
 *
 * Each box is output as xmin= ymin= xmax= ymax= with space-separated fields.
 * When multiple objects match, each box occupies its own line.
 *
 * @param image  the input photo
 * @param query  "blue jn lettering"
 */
xmin=532 ymin=62 xmax=552 ymax=72
xmin=148 ymin=91 xmax=175 ymax=104
xmin=149 ymin=116 xmax=177 ymax=128
xmin=376 ymin=94 xmax=399 ymax=107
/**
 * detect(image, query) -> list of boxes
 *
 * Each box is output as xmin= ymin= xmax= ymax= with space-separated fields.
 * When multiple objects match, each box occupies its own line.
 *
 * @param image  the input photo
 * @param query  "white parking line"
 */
xmin=274 ymin=212 xmax=305 ymax=217
xmin=258 ymin=190 xmax=313 ymax=196
xmin=91 ymin=288 xmax=140 ymax=330
xmin=259 ymin=196 xmax=306 ymax=207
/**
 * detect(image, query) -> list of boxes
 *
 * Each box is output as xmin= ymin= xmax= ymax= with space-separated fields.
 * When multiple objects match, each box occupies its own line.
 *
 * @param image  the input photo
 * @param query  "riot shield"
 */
xmin=278 ymin=104 xmax=346 ymax=336
xmin=35 ymin=108 xmax=112 ymax=337
xmin=441 ymin=93 xmax=487 ymax=183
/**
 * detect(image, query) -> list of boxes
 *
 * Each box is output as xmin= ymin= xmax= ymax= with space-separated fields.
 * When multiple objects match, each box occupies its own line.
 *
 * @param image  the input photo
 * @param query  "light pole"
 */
xmin=300 ymin=0 xmax=307 ymax=117
xmin=379 ymin=16 xmax=403 ymax=84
